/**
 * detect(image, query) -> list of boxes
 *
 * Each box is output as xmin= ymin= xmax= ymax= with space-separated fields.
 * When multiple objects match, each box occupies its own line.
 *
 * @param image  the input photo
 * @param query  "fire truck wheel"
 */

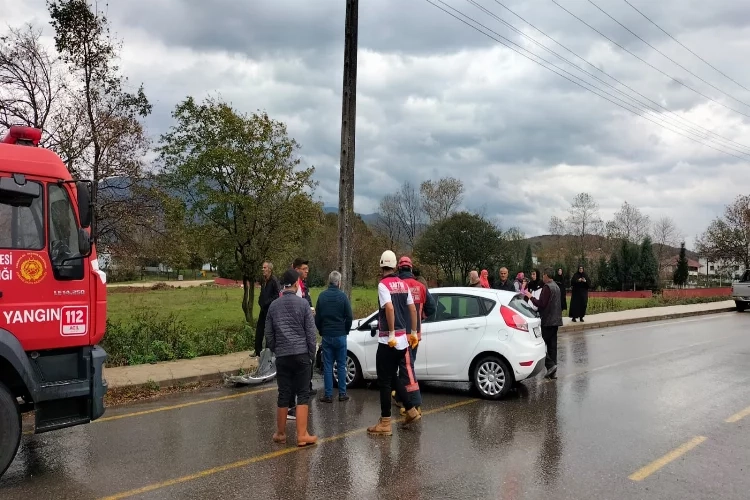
xmin=0 ymin=381 xmax=21 ymax=478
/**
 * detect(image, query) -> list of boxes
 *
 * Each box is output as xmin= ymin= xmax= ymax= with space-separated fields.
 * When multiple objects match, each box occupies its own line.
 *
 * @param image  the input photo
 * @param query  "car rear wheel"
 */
xmin=736 ymin=301 xmax=748 ymax=312
xmin=0 ymin=381 xmax=22 ymax=478
xmin=333 ymin=352 xmax=363 ymax=389
xmin=472 ymin=356 xmax=512 ymax=400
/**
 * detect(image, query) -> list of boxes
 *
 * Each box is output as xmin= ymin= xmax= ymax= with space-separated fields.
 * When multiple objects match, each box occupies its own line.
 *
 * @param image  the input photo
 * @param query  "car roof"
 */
xmin=427 ymin=286 xmax=519 ymax=298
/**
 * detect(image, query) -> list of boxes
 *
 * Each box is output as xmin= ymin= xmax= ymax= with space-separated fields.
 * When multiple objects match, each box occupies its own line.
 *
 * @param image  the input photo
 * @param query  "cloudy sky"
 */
xmin=4 ymin=0 xmax=750 ymax=246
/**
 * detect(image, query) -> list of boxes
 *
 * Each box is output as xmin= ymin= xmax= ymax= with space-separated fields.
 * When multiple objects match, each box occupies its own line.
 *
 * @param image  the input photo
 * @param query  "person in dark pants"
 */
xmin=315 ymin=270 xmax=353 ymax=403
xmin=287 ymin=257 xmax=316 ymax=420
xmin=367 ymin=250 xmax=421 ymax=436
xmin=265 ymin=268 xmax=317 ymax=447
xmin=569 ymin=265 xmax=590 ymax=322
xmin=523 ymin=268 xmax=563 ymax=379
xmin=393 ymin=256 xmax=437 ymax=415
xmin=254 ymin=261 xmax=280 ymax=357
xmin=555 ymin=268 xmax=568 ymax=312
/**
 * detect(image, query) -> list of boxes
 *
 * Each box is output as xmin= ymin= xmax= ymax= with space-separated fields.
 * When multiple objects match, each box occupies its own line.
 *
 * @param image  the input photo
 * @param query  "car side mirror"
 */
xmin=356 ymin=319 xmax=362 ymax=328
xmin=370 ymin=322 xmax=378 ymax=337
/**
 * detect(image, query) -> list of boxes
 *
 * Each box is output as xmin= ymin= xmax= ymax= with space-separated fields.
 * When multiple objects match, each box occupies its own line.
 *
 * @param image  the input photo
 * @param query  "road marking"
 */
xmin=629 ymin=436 xmax=707 ymax=481
xmin=21 ymin=386 xmax=277 ymax=436
xmin=97 ymin=398 xmax=479 ymax=500
xmin=94 ymin=386 xmax=277 ymax=424
xmin=725 ymin=405 xmax=750 ymax=423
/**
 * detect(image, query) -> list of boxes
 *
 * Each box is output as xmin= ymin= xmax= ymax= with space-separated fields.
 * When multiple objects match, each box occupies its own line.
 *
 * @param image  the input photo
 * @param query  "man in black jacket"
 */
xmin=493 ymin=267 xmax=515 ymax=292
xmin=523 ymin=268 xmax=563 ymax=379
xmin=254 ymin=261 xmax=280 ymax=357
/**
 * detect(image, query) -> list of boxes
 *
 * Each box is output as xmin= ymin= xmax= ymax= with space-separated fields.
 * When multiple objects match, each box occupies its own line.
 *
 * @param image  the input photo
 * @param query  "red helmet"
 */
xmin=398 ymin=256 xmax=413 ymax=268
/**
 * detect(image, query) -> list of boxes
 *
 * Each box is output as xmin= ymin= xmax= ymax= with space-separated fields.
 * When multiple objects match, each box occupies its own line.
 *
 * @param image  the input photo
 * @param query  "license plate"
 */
xmin=533 ymin=326 xmax=541 ymax=338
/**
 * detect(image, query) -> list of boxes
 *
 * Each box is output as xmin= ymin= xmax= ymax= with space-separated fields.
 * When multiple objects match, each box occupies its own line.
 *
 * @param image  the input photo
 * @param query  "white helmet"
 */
xmin=379 ymin=250 xmax=397 ymax=269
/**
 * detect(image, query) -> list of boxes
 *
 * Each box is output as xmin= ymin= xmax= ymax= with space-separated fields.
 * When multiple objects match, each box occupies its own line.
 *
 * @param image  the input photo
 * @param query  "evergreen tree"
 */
xmin=673 ymin=242 xmax=689 ymax=287
xmin=608 ymin=251 xmax=621 ymax=291
xmin=638 ymin=236 xmax=658 ymax=290
xmin=523 ymin=244 xmax=534 ymax=277
xmin=596 ymin=255 xmax=609 ymax=291
xmin=619 ymin=240 xmax=640 ymax=291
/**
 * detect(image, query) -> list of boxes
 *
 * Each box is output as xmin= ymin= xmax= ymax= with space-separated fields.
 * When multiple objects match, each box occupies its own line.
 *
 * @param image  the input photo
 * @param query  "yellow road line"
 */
xmin=725 ymin=405 xmax=750 ymax=423
xmin=628 ymin=436 xmax=707 ymax=482
xmin=20 ymin=386 xmax=277 ymax=436
xmin=98 ymin=398 xmax=479 ymax=500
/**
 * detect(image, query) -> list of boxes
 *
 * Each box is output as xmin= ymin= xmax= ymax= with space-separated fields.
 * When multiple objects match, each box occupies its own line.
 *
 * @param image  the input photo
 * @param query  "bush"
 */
xmin=102 ymin=312 xmax=253 ymax=367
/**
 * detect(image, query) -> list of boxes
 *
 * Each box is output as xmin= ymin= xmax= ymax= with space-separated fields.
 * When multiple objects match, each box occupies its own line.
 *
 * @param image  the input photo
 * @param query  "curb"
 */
xmin=107 ymin=357 xmax=259 ymax=392
xmin=559 ymin=307 xmax=736 ymax=334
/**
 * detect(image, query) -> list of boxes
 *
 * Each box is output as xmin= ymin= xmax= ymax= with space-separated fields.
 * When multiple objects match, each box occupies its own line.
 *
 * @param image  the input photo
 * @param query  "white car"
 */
xmin=324 ymin=287 xmax=548 ymax=400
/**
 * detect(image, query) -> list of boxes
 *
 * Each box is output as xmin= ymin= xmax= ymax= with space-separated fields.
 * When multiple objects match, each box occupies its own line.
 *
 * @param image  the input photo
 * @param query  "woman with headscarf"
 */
xmin=527 ymin=269 xmax=543 ymax=293
xmin=514 ymin=272 xmax=526 ymax=292
xmin=569 ymin=265 xmax=590 ymax=322
xmin=555 ymin=268 xmax=567 ymax=312
xmin=479 ymin=269 xmax=490 ymax=288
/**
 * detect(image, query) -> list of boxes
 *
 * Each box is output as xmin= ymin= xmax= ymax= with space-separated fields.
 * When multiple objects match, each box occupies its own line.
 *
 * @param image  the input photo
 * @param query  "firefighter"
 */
xmin=392 ymin=256 xmax=436 ymax=415
xmin=367 ymin=250 xmax=421 ymax=436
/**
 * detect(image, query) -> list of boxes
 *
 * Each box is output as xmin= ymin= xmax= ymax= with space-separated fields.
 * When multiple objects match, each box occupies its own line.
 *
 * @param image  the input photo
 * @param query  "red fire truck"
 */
xmin=0 ymin=126 xmax=107 ymax=477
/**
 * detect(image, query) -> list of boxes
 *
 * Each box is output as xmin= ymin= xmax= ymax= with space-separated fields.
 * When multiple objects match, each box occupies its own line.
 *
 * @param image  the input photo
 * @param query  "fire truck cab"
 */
xmin=0 ymin=126 xmax=107 ymax=478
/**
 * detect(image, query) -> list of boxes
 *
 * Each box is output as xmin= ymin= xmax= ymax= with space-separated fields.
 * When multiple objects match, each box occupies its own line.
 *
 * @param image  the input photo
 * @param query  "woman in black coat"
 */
xmin=555 ymin=268 xmax=567 ymax=312
xmin=569 ymin=265 xmax=590 ymax=322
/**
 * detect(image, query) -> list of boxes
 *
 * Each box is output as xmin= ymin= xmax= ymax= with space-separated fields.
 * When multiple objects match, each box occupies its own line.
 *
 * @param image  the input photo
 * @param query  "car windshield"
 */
xmin=507 ymin=294 xmax=538 ymax=319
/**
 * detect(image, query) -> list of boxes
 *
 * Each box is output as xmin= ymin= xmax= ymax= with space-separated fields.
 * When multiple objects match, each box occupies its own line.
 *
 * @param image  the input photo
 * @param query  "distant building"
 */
xmin=660 ymin=255 xmax=701 ymax=284
xmin=697 ymin=258 xmax=745 ymax=281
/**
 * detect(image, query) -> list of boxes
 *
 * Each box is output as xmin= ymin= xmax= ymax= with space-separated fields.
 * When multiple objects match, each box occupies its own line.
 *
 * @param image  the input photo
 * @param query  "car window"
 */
xmin=507 ymin=295 xmax=539 ymax=319
xmin=482 ymin=298 xmax=496 ymax=313
xmin=432 ymin=294 xmax=484 ymax=322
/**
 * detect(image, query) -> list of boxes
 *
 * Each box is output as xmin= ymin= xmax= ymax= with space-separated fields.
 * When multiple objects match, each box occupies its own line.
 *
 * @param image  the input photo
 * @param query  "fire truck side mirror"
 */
xmin=76 ymin=181 xmax=92 ymax=228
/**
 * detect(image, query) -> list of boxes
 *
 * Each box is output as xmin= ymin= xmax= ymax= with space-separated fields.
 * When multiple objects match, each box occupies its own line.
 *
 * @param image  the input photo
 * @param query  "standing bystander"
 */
xmin=254 ymin=261 xmax=280 ymax=357
xmin=265 ymin=269 xmax=318 ymax=446
xmin=522 ymin=268 xmax=563 ymax=379
xmin=315 ymin=271 xmax=354 ymax=403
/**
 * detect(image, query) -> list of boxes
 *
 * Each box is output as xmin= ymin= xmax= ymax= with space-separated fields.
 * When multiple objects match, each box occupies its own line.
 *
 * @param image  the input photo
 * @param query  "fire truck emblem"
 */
xmin=17 ymin=253 xmax=48 ymax=284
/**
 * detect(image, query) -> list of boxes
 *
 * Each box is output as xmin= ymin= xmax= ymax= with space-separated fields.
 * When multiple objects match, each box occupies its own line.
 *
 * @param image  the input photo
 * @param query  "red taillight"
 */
xmin=519 ymin=361 xmax=534 ymax=367
xmin=500 ymin=305 xmax=528 ymax=332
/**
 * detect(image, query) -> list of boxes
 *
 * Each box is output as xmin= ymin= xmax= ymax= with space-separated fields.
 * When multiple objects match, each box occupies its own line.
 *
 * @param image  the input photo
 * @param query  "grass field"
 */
xmin=102 ymin=284 xmax=729 ymax=367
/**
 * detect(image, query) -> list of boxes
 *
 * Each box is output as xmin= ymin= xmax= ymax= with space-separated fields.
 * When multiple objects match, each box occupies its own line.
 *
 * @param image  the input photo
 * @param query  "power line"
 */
xmin=620 ymin=0 xmax=750 ymax=93
xmin=421 ymin=0 xmax=750 ymax=161
xmin=585 ymin=0 xmax=750 ymax=108
xmin=549 ymin=0 xmax=750 ymax=120
xmin=475 ymin=0 xmax=750 ymax=155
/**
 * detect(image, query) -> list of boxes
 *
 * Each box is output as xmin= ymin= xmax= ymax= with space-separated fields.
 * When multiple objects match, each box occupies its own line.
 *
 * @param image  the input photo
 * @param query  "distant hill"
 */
xmin=524 ymin=234 xmax=698 ymax=260
xmin=322 ymin=206 xmax=379 ymax=225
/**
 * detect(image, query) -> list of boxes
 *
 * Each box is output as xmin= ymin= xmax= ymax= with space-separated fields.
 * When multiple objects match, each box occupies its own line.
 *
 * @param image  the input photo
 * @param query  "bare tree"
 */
xmin=608 ymin=201 xmax=651 ymax=244
xmin=375 ymin=194 xmax=403 ymax=250
xmin=548 ymin=215 xmax=566 ymax=264
xmin=0 ymin=24 xmax=64 ymax=140
xmin=393 ymin=181 xmax=423 ymax=250
xmin=566 ymin=192 xmax=602 ymax=263
xmin=696 ymin=195 xmax=750 ymax=269
xmin=420 ymin=177 xmax=464 ymax=224
xmin=652 ymin=216 xmax=682 ymax=278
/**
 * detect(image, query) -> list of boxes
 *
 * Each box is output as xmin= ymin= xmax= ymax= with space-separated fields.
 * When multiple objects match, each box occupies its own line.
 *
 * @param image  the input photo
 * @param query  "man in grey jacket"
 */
xmin=265 ymin=268 xmax=318 ymax=447
xmin=523 ymin=268 xmax=563 ymax=379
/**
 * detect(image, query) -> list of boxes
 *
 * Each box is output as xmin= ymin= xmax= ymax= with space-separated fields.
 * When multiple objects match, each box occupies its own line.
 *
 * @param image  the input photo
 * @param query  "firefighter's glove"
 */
xmin=408 ymin=333 xmax=419 ymax=349
xmin=387 ymin=331 xmax=397 ymax=348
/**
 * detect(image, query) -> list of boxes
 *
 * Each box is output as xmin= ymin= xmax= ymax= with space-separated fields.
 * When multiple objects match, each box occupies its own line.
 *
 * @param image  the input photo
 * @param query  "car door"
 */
xmin=423 ymin=293 xmax=488 ymax=378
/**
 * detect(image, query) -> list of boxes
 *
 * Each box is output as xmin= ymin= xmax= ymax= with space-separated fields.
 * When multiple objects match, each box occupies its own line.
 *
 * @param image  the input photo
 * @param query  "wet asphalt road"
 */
xmin=2 ymin=312 xmax=750 ymax=500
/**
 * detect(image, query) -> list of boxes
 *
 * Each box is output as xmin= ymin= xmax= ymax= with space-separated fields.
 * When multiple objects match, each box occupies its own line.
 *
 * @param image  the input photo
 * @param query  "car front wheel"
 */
xmin=736 ymin=301 xmax=748 ymax=312
xmin=472 ymin=356 xmax=513 ymax=400
xmin=333 ymin=352 xmax=363 ymax=389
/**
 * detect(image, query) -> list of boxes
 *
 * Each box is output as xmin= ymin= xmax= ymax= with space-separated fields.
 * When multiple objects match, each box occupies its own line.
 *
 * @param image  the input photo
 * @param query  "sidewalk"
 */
xmin=103 ymin=300 xmax=737 ymax=390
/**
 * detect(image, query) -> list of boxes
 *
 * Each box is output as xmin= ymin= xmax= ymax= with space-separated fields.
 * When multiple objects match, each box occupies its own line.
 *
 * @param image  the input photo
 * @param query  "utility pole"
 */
xmin=337 ymin=0 xmax=358 ymax=298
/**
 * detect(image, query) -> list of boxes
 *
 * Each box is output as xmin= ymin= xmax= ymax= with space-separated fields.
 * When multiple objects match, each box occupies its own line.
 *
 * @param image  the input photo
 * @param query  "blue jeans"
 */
xmin=322 ymin=336 xmax=348 ymax=397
